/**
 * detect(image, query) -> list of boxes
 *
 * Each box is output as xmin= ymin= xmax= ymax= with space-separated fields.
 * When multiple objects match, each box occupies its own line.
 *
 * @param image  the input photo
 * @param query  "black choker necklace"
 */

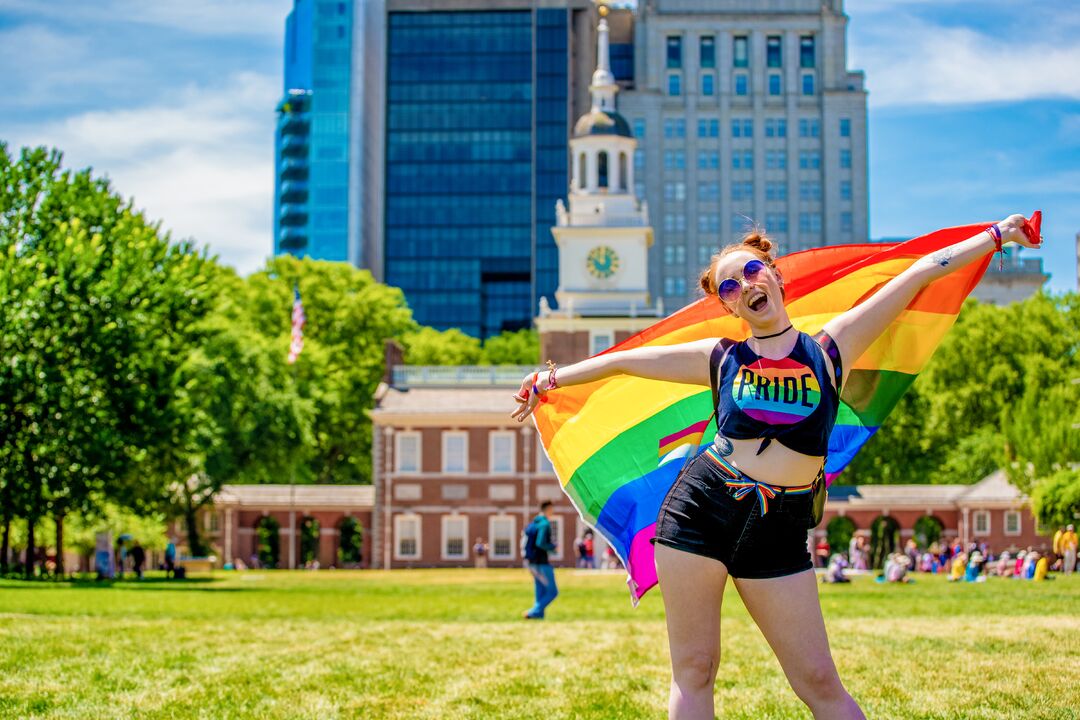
xmin=752 ymin=324 xmax=793 ymax=340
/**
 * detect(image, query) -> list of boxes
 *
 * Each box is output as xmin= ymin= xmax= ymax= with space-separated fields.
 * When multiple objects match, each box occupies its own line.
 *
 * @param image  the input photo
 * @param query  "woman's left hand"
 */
xmin=998 ymin=213 xmax=1042 ymax=249
xmin=511 ymin=374 xmax=541 ymax=422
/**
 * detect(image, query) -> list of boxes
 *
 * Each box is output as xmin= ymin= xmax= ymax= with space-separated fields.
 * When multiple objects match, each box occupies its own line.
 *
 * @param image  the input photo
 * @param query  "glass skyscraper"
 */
xmin=384 ymin=9 xmax=570 ymax=338
xmin=274 ymin=0 xmax=355 ymax=261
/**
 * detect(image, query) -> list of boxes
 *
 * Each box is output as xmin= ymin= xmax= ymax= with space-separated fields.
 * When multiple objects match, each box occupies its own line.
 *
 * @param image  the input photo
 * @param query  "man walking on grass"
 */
xmin=523 ymin=500 xmax=558 ymax=619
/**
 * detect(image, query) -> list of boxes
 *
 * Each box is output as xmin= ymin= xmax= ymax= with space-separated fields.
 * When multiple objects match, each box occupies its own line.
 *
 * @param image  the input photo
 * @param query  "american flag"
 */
xmin=287 ymin=287 xmax=305 ymax=364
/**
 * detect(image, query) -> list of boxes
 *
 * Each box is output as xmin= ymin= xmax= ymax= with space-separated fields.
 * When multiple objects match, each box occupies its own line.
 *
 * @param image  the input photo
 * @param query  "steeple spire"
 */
xmin=590 ymin=4 xmax=617 ymax=113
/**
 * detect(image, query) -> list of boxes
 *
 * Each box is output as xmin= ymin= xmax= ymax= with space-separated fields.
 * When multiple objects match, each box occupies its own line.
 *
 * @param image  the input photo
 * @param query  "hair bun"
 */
xmin=742 ymin=232 xmax=773 ymax=255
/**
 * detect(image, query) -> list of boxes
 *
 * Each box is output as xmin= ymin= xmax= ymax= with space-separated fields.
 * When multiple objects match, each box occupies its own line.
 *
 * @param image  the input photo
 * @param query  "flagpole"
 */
xmin=287 ymin=285 xmax=306 ymax=571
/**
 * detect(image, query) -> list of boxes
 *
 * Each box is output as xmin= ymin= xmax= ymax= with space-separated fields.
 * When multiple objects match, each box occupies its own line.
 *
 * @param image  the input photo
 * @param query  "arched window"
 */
xmin=255 ymin=516 xmax=281 ymax=569
xmin=338 ymin=517 xmax=364 ymax=566
xmin=578 ymin=152 xmax=587 ymax=189
xmin=598 ymin=151 xmax=609 ymax=189
xmin=619 ymin=152 xmax=628 ymax=191
xmin=299 ymin=516 xmax=321 ymax=567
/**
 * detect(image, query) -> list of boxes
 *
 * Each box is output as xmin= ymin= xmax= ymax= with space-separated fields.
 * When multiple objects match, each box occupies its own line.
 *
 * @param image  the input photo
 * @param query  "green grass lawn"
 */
xmin=0 ymin=569 xmax=1077 ymax=719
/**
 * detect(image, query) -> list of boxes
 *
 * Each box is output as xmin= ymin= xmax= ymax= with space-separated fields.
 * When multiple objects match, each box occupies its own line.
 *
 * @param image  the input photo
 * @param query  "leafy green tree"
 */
xmin=481 ymin=329 xmax=539 ymax=365
xmin=402 ymin=326 xmax=482 ymax=365
xmin=244 ymin=255 xmax=415 ymax=485
xmin=0 ymin=145 xmax=216 ymax=575
xmin=1029 ymin=469 xmax=1080 ymax=529
xmin=1002 ymin=380 xmax=1080 ymax=495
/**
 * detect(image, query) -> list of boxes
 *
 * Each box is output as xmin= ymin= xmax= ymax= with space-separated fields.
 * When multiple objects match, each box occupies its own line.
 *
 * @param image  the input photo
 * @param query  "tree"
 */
xmin=0 ymin=145 xmax=216 ymax=576
xmin=1002 ymin=380 xmax=1080 ymax=495
xmin=402 ymin=326 xmax=482 ymax=365
xmin=481 ymin=329 xmax=539 ymax=365
xmin=1030 ymin=469 xmax=1080 ymax=529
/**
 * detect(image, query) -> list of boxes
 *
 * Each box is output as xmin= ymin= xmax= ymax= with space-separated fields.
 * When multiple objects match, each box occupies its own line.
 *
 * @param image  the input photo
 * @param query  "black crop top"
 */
xmin=709 ymin=331 xmax=843 ymax=457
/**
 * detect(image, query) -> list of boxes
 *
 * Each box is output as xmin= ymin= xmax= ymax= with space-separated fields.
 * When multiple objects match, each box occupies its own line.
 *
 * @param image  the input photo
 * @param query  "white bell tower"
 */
xmin=537 ymin=3 xmax=660 ymax=364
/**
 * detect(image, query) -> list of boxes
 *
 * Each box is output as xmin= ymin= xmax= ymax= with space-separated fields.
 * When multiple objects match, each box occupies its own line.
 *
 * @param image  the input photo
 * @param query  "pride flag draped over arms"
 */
xmin=533 ymin=225 xmax=999 ymax=602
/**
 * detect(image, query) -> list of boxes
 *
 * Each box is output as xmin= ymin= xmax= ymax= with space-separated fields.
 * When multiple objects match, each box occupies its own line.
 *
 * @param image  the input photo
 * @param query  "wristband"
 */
xmin=985 ymin=224 xmax=1004 ymax=270
xmin=546 ymin=360 xmax=559 ymax=390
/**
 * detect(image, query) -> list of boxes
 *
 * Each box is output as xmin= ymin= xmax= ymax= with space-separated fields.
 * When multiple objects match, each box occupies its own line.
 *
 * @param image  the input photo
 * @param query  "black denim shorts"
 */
xmin=652 ymin=447 xmax=815 ymax=579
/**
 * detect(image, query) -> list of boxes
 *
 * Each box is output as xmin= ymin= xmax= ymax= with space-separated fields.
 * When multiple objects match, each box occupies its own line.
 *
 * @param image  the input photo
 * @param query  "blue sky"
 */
xmin=1 ymin=0 xmax=1077 ymax=291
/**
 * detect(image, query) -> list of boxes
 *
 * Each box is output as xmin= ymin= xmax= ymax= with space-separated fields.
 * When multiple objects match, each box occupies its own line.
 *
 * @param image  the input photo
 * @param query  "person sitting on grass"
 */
xmin=949 ymin=551 xmax=968 ymax=582
xmin=823 ymin=554 xmax=850 ymax=584
xmin=964 ymin=552 xmax=986 ymax=583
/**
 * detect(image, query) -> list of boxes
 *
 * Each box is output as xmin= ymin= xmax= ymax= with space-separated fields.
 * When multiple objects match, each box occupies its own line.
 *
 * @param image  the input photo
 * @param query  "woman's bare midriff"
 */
xmin=718 ymin=436 xmax=825 ymax=486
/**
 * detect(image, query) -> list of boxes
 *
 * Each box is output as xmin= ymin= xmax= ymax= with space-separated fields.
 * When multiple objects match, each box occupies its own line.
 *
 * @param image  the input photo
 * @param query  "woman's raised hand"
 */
xmin=998 ymin=213 xmax=1043 ymax=249
xmin=511 ymin=373 xmax=541 ymax=423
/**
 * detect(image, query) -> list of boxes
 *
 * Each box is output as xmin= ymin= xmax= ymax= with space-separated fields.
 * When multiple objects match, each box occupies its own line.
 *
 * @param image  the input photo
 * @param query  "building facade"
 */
xmin=273 ymin=0 xmax=389 ymax=265
xmin=617 ymin=0 xmax=869 ymax=310
xmin=378 ymin=0 xmax=602 ymax=337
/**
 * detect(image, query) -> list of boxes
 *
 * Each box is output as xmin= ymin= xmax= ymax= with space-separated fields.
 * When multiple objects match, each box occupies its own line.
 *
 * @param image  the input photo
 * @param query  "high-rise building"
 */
xmin=616 ymin=0 xmax=869 ymax=310
xmin=380 ymin=2 xmax=597 ymax=337
xmin=274 ymin=0 xmax=384 ymax=264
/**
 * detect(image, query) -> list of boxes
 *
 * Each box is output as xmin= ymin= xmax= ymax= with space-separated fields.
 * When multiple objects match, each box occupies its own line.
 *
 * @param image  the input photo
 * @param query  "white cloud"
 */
xmin=852 ymin=19 xmax=1080 ymax=107
xmin=4 ymin=72 xmax=280 ymax=274
xmin=847 ymin=1 xmax=1080 ymax=108
xmin=0 ymin=0 xmax=291 ymax=38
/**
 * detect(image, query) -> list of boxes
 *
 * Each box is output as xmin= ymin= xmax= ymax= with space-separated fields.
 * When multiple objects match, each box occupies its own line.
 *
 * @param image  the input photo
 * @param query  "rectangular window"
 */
xmin=442 ymin=431 xmax=468 ymax=474
xmin=668 ymin=73 xmax=682 ymax=96
xmin=765 ymin=118 xmax=787 ymax=138
xmin=634 ymin=149 xmax=645 ymax=172
xmin=663 ymin=151 xmax=686 ymax=170
xmin=697 ymin=118 xmax=719 ymax=138
xmin=489 ymin=516 xmax=516 ymax=560
xmin=802 ymin=73 xmax=815 ymax=96
xmin=841 ymin=211 xmax=853 ymax=232
xmin=664 ymin=119 xmax=686 ymax=138
xmin=663 ymin=181 xmax=686 ymax=201
xmin=766 ymin=181 xmax=787 ymax=201
xmin=490 ymin=431 xmax=515 ymax=474
xmin=734 ymin=73 xmax=748 ymax=96
xmin=700 ymin=35 xmax=716 ymax=68
xmin=489 ymin=484 xmax=515 ymax=501
xmin=547 ymin=516 xmax=564 ymax=561
xmin=667 ymin=36 xmax=683 ymax=69
xmin=799 ymin=181 xmax=821 ymax=201
xmin=731 ymin=213 xmax=752 ymax=233
xmin=698 ymin=151 xmax=719 ymax=169
xmin=394 ymin=515 xmax=420 ymax=560
xmin=840 ymin=149 xmax=852 ymax=169
xmin=590 ymin=330 xmax=614 ymax=355
xmin=973 ymin=510 xmax=990 ymax=536
xmin=663 ymin=276 xmax=687 ymax=296
xmin=395 ymin=432 xmax=420 ymax=473
xmin=1004 ymin=510 xmax=1022 ymax=536
xmin=701 ymin=73 xmax=715 ymax=96
xmin=698 ymin=182 xmax=720 ymax=201
xmin=536 ymin=436 xmax=554 ymax=474
xmin=766 ymin=35 xmax=782 ymax=68
xmin=698 ymin=245 xmax=713 ymax=264
xmin=731 ymin=119 xmax=753 ymax=138
xmin=766 ymin=151 xmax=787 ymax=169
xmin=768 ymin=73 xmax=782 ymax=96
xmin=799 ymin=212 xmax=822 ymax=233
xmin=733 ymin=36 xmax=749 ymax=67
xmin=799 ymin=118 xmax=820 ymax=138
xmin=441 ymin=484 xmax=467 ymax=501
xmin=697 ymin=215 xmax=720 ymax=233
xmin=839 ymin=118 xmax=851 ymax=137
xmin=633 ymin=118 xmax=646 ymax=138
xmin=442 ymin=515 xmax=467 ymax=560
xmin=663 ymin=244 xmax=687 ymax=264
xmin=765 ymin=212 xmax=789 ymax=233
xmin=393 ymin=483 xmax=421 ymax=501
xmin=800 ymin=36 xmax=816 ymax=68
xmin=731 ymin=181 xmax=753 ymax=201
xmin=799 ymin=151 xmax=821 ymax=169
xmin=840 ymin=180 xmax=852 ymax=201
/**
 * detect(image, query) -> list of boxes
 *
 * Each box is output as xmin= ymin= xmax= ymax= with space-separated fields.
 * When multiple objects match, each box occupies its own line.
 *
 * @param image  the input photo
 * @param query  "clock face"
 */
xmin=586 ymin=245 xmax=620 ymax=279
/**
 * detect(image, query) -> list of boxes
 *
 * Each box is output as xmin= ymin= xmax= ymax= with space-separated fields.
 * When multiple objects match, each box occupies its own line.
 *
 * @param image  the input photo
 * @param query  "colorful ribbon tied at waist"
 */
xmin=723 ymin=476 xmax=815 ymax=515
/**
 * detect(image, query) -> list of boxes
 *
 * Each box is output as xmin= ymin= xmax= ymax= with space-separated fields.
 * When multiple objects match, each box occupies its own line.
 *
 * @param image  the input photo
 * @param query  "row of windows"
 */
xmin=669 ymin=71 xmax=815 ymax=97
xmin=393 ymin=513 xmax=570 ymax=563
xmin=650 ymin=117 xmax=852 ymax=141
xmin=394 ymin=431 xmax=552 ymax=475
xmin=659 ymin=211 xmax=853 ymax=238
xmin=667 ymin=34 xmax=815 ymax=70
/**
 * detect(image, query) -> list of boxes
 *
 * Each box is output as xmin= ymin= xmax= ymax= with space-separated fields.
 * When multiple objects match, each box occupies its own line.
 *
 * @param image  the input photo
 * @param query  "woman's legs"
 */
xmin=733 ymin=570 xmax=865 ymax=719
xmin=655 ymin=544 xmax=729 ymax=720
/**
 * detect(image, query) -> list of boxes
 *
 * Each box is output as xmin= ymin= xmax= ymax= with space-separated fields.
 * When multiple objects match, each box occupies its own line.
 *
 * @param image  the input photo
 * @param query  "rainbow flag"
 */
xmin=534 ymin=225 xmax=993 ymax=601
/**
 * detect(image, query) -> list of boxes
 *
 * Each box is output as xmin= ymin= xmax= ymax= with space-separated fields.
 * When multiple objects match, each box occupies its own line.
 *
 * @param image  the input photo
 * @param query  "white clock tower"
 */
xmin=537 ymin=3 xmax=661 ymax=364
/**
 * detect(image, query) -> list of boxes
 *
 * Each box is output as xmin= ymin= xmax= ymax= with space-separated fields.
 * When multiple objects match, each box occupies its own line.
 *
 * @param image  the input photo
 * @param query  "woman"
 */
xmin=512 ymin=215 xmax=1040 ymax=719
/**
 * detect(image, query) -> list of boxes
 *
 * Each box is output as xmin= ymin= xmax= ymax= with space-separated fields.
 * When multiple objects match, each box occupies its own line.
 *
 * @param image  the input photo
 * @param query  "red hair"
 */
xmin=698 ymin=231 xmax=778 ymax=296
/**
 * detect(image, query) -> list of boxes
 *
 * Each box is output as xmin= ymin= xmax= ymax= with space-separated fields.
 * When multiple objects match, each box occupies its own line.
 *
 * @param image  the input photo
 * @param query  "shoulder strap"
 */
xmin=709 ymin=338 xmax=736 ymax=411
xmin=811 ymin=330 xmax=843 ymax=394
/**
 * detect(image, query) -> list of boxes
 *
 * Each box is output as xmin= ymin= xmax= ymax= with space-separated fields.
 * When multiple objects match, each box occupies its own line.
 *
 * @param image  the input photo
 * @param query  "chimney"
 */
xmin=383 ymin=339 xmax=404 ymax=386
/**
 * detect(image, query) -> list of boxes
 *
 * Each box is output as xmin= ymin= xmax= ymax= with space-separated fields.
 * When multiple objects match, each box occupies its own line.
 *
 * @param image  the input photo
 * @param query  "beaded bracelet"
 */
xmin=546 ymin=360 xmax=559 ymax=391
xmin=985 ymin=224 xmax=1004 ymax=270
